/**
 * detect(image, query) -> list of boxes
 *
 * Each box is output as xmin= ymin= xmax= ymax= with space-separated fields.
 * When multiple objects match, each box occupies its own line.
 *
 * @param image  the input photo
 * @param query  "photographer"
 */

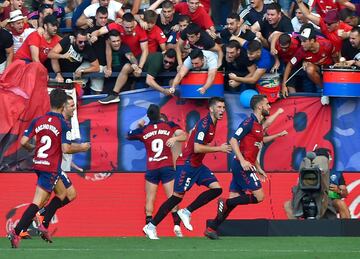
xmin=329 ymin=171 xmax=351 ymax=219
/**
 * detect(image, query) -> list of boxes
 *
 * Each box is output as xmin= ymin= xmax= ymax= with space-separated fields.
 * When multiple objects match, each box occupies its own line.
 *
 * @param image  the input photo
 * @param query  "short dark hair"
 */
xmin=247 ymin=40 xmax=262 ymax=52
xmin=147 ymin=104 xmax=161 ymax=122
xmin=279 ymin=33 xmax=291 ymax=46
xmin=209 ymin=97 xmax=225 ymax=107
xmin=250 ymin=94 xmax=267 ymax=110
xmin=227 ymin=12 xmax=240 ymax=21
xmin=43 ymin=14 xmax=58 ymax=26
xmin=351 ymin=26 xmax=360 ymax=34
xmin=122 ymin=12 xmax=135 ymax=22
xmin=39 ymin=4 xmax=53 ymax=14
xmin=164 ymin=48 xmax=176 ymax=58
xmin=266 ymin=2 xmax=281 ymax=13
xmin=178 ymin=15 xmax=191 ymax=23
xmin=108 ymin=29 xmax=120 ymax=38
xmin=162 ymin=0 xmax=174 ymax=9
xmin=74 ymin=28 xmax=88 ymax=37
xmin=226 ymin=40 xmax=241 ymax=50
xmin=143 ymin=9 xmax=158 ymax=23
xmin=189 ymin=48 xmax=203 ymax=60
xmin=66 ymin=95 xmax=73 ymax=101
xmin=96 ymin=6 xmax=108 ymax=15
xmin=186 ymin=23 xmax=201 ymax=35
xmin=50 ymin=88 xmax=68 ymax=109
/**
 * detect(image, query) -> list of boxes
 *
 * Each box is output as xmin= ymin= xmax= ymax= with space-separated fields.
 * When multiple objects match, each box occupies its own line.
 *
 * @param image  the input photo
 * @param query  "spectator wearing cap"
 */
xmin=0 ymin=26 xmax=13 ymax=73
xmin=282 ymin=24 xmax=336 ymax=102
xmin=0 ymin=0 xmax=29 ymax=26
xmin=14 ymin=14 xmax=61 ymax=67
xmin=7 ymin=10 xmax=36 ymax=53
xmin=296 ymin=0 xmax=352 ymax=54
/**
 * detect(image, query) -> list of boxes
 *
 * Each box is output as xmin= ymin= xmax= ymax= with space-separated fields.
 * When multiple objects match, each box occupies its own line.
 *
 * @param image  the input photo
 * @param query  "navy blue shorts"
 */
xmin=35 ymin=170 xmax=60 ymax=193
xmin=145 ymin=166 xmax=176 ymax=185
xmin=229 ymin=159 xmax=262 ymax=193
xmin=60 ymin=171 xmax=73 ymax=189
xmin=174 ymin=162 xmax=218 ymax=193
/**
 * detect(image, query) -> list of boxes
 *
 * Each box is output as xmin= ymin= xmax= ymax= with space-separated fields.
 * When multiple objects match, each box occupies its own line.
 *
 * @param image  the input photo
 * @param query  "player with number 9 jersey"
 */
xmin=128 ymin=120 xmax=181 ymax=170
xmin=24 ymin=112 xmax=71 ymax=174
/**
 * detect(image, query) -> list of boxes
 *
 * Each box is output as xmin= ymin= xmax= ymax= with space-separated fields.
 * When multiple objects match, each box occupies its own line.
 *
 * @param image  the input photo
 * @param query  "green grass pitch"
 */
xmin=1 ymin=237 xmax=360 ymax=259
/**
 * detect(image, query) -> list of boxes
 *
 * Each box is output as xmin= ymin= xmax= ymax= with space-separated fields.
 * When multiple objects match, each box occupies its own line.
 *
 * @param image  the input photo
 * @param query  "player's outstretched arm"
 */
xmin=262 ymin=108 xmax=284 ymax=129
xmin=62 ymin=142 xmax=90 ymax=154
xmin=263 ymin=130 xmax=288 ymax=143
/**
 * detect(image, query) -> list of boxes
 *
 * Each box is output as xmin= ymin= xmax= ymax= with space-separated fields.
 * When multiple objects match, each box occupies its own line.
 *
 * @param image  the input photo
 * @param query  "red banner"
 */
xmin=1 ymin=172 xmax=359 ymax=237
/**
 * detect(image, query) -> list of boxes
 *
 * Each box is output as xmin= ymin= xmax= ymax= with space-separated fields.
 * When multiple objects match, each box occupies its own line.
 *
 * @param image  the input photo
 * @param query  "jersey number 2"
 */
xmin=37 ymin=135 xmax=52 ymax=158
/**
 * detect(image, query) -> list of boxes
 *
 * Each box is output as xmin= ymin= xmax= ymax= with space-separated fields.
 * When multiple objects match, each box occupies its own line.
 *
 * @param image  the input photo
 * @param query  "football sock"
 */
xmin=151 ymin=195 xmax=182 ymax=226
xmin=42 ymin=196 xmax=62 ymax=228
xmin=172 ymin=211 xmax=181 ymax=226
xmin=226 ymin=194 xmax=259 ymax=207
xmin=210 ymin=205 xmax=236 ymax=230
xmin=146 ymin=216 xmax=152 ymax=224
xmin=14 ymin=203 xmax=39 ymax=235
xmin=187 ymin=188 xmax=222 ymax=213
xmin=61 ymin=197 xmax=71 ymax=207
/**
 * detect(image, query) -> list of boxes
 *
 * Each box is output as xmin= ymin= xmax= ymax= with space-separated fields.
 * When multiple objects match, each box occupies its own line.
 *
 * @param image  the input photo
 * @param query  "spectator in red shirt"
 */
xmin=143 ymin=10 xmax=167 ymax=53
xmin=14 ymin=14 xmax=61 ymax=66
xmin=90 ymin=12 xmax=148 ymax=77
xmin=282 ymin=24 xmax=336 ymax=100
xmin=309 ymin=0 xmax=341 ymax=18
xmin=175 ymin=0 xmax=216 ymax=38
xmin=297 ymin=1 xmax=352 ymax=53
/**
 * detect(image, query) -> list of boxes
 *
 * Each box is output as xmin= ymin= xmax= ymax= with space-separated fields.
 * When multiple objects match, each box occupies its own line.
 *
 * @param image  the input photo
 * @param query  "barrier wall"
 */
xmin=1 ymin=172 xmax=359 ymax=237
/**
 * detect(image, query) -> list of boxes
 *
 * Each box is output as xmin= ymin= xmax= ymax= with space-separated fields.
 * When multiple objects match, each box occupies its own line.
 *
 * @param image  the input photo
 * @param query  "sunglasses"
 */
xmin=78 ymin=40 xmax=86 ymax=44
xmin=325 ymin=21 xmax=336 ymax=26
xmin=163 ymin=60 xmax=174 ymax=65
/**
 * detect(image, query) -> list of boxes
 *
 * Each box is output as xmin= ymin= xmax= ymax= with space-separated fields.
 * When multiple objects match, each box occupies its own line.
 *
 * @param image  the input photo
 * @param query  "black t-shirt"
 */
xmin=240 ymin=4 xmax=268 ymax=26
xmin=180 ymin=29 xmax=215 ymax=50
xmin=260 ymin=15 xmax=294 ymax=39
xmin=0 ymin=28 xmax=13 ymax=63
xmin=59 ymin=36 xmax=98 ymax=72
xmin=87 ymin=19 xmax=107 ymax=66
xmin=222 ymin=46 xmax=254 ymax=75
xmin=219 ymin=28 xmax=256 ymax=45
xmin=156 ymin=12 xmax=180 ymax=38
xmin=341 ymin=39 xmax=360 ymax=62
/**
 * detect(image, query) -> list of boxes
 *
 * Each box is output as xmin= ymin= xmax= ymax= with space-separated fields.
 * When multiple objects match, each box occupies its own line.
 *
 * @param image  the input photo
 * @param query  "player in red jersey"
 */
xmin=128 ymin=104 xmax=186 ymax=237
xmin=7 ymin=89 xmax=90 ymax=248
xmin=143 ymin=97 xmax=232 ymax=239
xmin=204 ymin=95 xmax=273 ymax=239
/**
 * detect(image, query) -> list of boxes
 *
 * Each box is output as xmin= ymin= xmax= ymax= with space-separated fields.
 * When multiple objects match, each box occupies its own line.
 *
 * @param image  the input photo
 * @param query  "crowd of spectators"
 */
xmin=0 ymin=0 xmax=360 ymax=104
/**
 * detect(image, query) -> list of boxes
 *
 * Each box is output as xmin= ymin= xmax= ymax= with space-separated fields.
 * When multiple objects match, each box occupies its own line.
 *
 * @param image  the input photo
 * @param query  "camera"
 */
xmin=290 ymin=148 xmax=336 ymax=219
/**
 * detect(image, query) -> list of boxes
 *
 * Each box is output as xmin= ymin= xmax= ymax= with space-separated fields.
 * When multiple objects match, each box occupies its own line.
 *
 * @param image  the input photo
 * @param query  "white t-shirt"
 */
xmin=83 ymin=0 xmax=123 ymax=21
xmin=12 ymin=28 xmax=36 ymax=53
xmin=184 ymin=50 xmax=218 ymax=70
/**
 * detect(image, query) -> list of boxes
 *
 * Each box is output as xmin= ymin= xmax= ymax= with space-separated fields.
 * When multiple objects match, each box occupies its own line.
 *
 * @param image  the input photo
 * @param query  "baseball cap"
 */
xmin=324 ymin=9 xmax=340 ymax=24
xmin=8 ymin=10 xmax=26 ymax=23
xmin=298 ymin=25 xmax=315 ymax=41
